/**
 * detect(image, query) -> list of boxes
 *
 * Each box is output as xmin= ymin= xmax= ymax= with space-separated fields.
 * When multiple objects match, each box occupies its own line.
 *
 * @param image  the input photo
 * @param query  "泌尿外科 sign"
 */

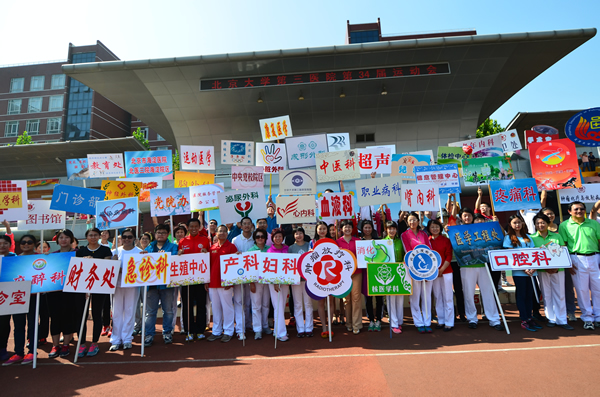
xmin=216 ymin=189 xmax=267 ymax=224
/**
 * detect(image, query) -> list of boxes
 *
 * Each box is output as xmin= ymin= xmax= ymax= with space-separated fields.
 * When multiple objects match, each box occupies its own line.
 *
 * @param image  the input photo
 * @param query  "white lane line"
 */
xmin=39 ymin=343 xmax=600 ymax=366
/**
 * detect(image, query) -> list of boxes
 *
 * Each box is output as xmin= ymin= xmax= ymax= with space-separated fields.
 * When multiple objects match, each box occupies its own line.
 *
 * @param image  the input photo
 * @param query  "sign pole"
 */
xmin=32 ymin=293 xmax=40 ymax=369
xmin=487 ymin=185 xmax=496 ymax=217
xmin=74 ymin=295 xmax=90 ymax=364
xmin=422 ymin=281 xmax=428 ymax=328
xmin=327 ymin=295 xmax=332 ymax=343
xmin=186 ymin=286 xmax=190 ymax=343
xmin=531 ymin=276 xmax=539 ymax=303
xmin=241 ymin=284 xmax=245 ymax=347
xmin=141 ymin=286 xmax=147 ymax=358
xmin=274 ymin=287 xmax=278 ymax=349
xmin=557 ymin=193 xmax=564 ymax=223
xmin=484 ymin=265 xmax=510 ymax=335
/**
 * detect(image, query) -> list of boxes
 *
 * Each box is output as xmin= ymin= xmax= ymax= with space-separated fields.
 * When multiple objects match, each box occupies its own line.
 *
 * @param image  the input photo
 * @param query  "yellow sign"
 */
xmin=101 ymin=180 xmax=141 ymax=200
xmin=174 ymin=171 xmax=214 ymax=188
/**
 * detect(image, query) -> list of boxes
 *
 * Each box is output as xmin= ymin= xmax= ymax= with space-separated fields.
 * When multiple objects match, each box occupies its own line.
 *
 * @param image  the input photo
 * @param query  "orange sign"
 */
xmin=101 ymin=180 xmax=141 ymax=200
xmin=529 ymin=138 xmax=582 ymax=191
xmin=174 ymin=171 xmax=214 ymax=188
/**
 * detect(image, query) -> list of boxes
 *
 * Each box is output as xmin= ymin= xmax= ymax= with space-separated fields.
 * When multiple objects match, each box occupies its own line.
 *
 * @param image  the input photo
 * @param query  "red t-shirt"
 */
xmin=209 ymin=240 xmax=238 ymax=289
xmin=178 ymin=233 xmax=211 ymax=255
xmin=474 ymin=208 xmax=493 ymax=220
xmin=430 ymin=235 xmax=453 ymax=274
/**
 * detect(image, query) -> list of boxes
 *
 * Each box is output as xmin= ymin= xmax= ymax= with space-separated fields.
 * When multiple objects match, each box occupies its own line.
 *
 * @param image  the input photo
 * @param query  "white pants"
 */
xmin=250 ymin=283 xmax=270 ymax=333
xmin=209 ymin=288 xmax=235 ymax=336
xmin=539 ymin=271 xmax=567 ymax=325
xmin=433 ymin=273 xmax=455 ymax=327
xmin=110 ymin=284 xmax=139 ymax=345
xmin=410 ymin=280 xmax=433 ymax=327
xmin=461 ymin=267 xmax=500 ymax=326
xmin=291 ymin=281 xmax=313 ymax=333
xmin=570 ymin=254 xmax=600 ymax=322
xmin=233 ymin=284 xmax=251 ymax=333
xmin=269 ymin=284 xmax=289 ymax=339
xmin=388 ymin=295 xmax=405 ymax=328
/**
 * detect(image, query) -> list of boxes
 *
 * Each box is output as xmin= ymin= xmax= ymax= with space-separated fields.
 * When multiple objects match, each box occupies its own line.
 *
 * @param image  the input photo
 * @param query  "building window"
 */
xmin=7 ymin=99 xmax=22 ymax=115
xmin=47 ymin=117 xmax=61 ymax=134
xmin=45 ymin=139 xmax=60 ymax=143
xmin=66 ymin=52 xmax=95 ymax=141
xmin=28 ymin=97 xmax=43 ymax=113
xmin=349 ymin=30 xmax=380 ymax=44
xmin=49 ymin=95 xmax=64 ymax=112
xmin=4 ymin=121 xmax=19 ymax=137
xmin=26 ymin=119 xmax=40 ymax=135
xmin=10 ymin=78 xmax=24 ymax=93
xmin=156 ymin=146 xmax=169 ymax=151
xmin=356 ymin=133 xmax=375 ymax=143
xmin=30 ymin=76 xmax=45 ymax=91
xmin=51 ymin=74 xmax=65 ymax=89
xmin=140 ymin=127 xmax=149 ymax=140
xmin=157 ymin=133 xmax=165 ymax=141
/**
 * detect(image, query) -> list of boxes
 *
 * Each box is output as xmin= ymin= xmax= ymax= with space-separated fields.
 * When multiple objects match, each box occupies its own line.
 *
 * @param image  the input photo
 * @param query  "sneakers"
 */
xmin=48 ymin=346 xmax=60 ymax=358
xmin=237 ymin=333 xmax=246 ymax=341
xmin=3 ymin=354 xmax=24 ymax=366
xmin=78 ymin=346 xmax=87 ymax=357
xmin=197 ymin=334 xmax=206 ymax=340
xmin=368 ymin=322 xmax=375 ymax=332
xmin=468 ymin=322 xmax=477 ymax=329
xmin=288 ymin=317 xmax=296 ymax=327
xmin=207 ymin=333 xmax=223 ymax=342
xmin=374 ymin=321 xmax=381 ymax=332
xmin=353 ymin=329 xmax=360 ymax=335
xmin=568 ymin=313 xmax=577 ymax=322
xmin=22 ymin=353 xmax=34 ymax=365
xmin=521 ymin=321 xmax=537 ymax=332
xmin=305 ymin=332 xmax=313 ymax=337
xmin=59 ymin=345 xmax=70 ymax=358
xmin=107 ymin=328 xmax=112 ymax=338
xmin=87 ymin=343 xmax=99 ymax=356
xmin=528 ymin=320 xmax=542 ymax=330
xmin=493 ymin=324 xmax=505 ymax=331
xmin=547 ymin=322 xmax=556 ymax=328
xmin=108 ymin=344 xmax=120 ymax=351
xmin=297 ymin=332 xmax=304 ymax=338
xmin=221 ymin=334 xmax=232 ymax=343
xmin=254 ymin=332 xmax=262 ymax=340
xmin=164 ymin=334 xmax=173 ymax=344
xmin=417 ymin=326 xmax=426 ymax=334
xmin=101 ymin=326 xmax=110 ymax=336
xmin=278 ymin=335 xmax=289 ymax=342
xmin=123 ymin=343 xmax=133 ymax=350
xmin=186 ymin=334 xmax=194 ymax=342
xmin=392 ymin=326 xmax=402 ymax=334
xmin=424 ymin=326 xmax=432 ymax=333
xmin=263 ymin=327 xmax=273 ymax=335
xmin=132 ymin=330 xmax=141 ymax=337
xmin=559 ymin=323 xmax=574 ymax=330
xmin=583 ymin=321 xmax=595 ymax=330
xmin=38 ymin=338 xmax=47 ymax=346
xmin=144 ymin=335 xmax=154 ymax=347
xmin=0 ymin=348 xmax=9 ymax=362
xmin=594 ymin=321 xmax=600 ymax=328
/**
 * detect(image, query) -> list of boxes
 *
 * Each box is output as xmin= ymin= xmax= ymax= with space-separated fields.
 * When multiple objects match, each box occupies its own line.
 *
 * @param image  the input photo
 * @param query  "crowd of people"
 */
xmin=1 ymin=188 xmax=598 ymax=366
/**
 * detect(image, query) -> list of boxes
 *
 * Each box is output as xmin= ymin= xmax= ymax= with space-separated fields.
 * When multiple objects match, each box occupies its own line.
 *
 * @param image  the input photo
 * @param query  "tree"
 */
xmin=132 ymin=127 xmax=150 ymax=150
xmin=16 ymin=131 xmax=34 ymax=145
xmin=172 ymin=150 xmax=180 ymax=171
xmin=476 ymin=118 xmax=505 ymax=138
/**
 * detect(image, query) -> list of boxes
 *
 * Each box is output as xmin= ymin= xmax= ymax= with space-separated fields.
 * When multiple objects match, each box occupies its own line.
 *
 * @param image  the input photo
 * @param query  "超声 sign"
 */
xmin=558 ymin=184 xmax=600 ymax=204
xmin=257 ymin=253 xmax=301 ymax=285
xmin=278 ymin=169 xmax=316 ymax=195
xmin=401 ymin=183 xmax=439 ymax=211
xmin=414 ymin=164 xmax=461 ymax=194
xmin=174 ymin=171 xmax=215 ymax=188
xmin=358 ymin=147 xmax=392 ymax=175
xmin=167 ymin=253 xmax=210 ymax=287
xmin=0 ymin=281 xmax=31 ymax=316
xmin=63 ymin=258 xmax=118 ymax=294
xmin=50 ymin=185 xmax=105 ymax=216
xmin=0 ymin=180 xmax=28 ymax=221
xmin=285 ymin=134 xmax=328 ymax=169
xmin=318 ymin=192 xmax=355 ymax=221
xmin=18 ymin=200 xmax=65 ymax=230
xmin=366 ymin=263 xmax=412 ymax=296
xmin=448 ymin=222 xmax=504 ymax=267
xmin=0 ymin=252 xmax=76 ymax=293
xmin=180 ymin=145 xmax=215 ymax=171
xmin=121 ymin=252 xmax=171 ymax=287
xmin=231 ymin=166 xmax=264 ymax=190
xmin=355 ymin=239 xmax=396 ymax=269
xmin=355 ymin=176 xmax=402 ymax=207
xmin=150 ymin=188 xmax=191 ymax=217
xmin=101 ymin=180 xmax=141 ymax=201
xmin=256 ymin=142 xmax=287 ymax=174
xmin=404 ymin=245 xmax=440 ymax=281
xmin=190 ymin=184 xmax=224 ymax=212
xmin=96 ymin=197 xmax=139 ymax=230
xmin=221 ymin=140 xmax=254 ymax=165
xmin=489 ymin=245 xmax=572 ymax=271
xmin=490 ymin=179 xmax=541 ymax=212
xmin=315 ymin=150 xmax=360 ymax=183
xmin=66 ymin=158 xmax=89 ymax=180
xmin=259 ymin=115 xmax=292 ymax=142
xmin=275 ymin=195 xmax=316 ymax=224
xmin=87 ymin=153 xmax=125 ymax=178
xmin=124 ymin=150 xmax=172 ymax=177
xmin=391 ymin=154 xmax=431 ymax=180
xmin=216 ymin=188 xmax=267 ymax=224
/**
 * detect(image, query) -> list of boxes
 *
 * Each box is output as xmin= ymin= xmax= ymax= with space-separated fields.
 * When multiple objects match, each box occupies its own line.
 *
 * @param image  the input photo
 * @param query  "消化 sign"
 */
xmin=355 ymin=239 xmax=396 ymax=269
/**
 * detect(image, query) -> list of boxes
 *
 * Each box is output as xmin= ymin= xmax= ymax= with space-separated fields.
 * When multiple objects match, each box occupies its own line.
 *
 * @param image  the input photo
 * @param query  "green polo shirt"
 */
xmin=558 ymin=217 xmax=600 ymax=254
xmin=531 ymin=231 xmax=566 ymax=272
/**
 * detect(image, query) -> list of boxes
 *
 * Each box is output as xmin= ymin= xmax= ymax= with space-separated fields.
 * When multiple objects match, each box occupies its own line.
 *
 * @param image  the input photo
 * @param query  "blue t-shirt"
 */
xmin=502 ymin=234 xmax=536 ymax=277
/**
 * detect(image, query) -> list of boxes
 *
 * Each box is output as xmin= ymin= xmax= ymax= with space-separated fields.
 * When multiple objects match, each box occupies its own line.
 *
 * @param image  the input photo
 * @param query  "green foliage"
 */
xmin=132 ymin=127 xmax=150 ymax=150
xmin=172 ymin=150 xmax=180 ymax=171
xmin=16 ymin=131 xmax=34 ymax=145
xmin=476 ymin=118 xmax=505 ymax=138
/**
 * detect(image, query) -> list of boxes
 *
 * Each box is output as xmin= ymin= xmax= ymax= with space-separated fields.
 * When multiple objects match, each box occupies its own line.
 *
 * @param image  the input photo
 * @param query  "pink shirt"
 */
xmin=267 ymin=245 xmax=289 ymax=254
xmin=336 ymin=236 xmax=359 ymax=255
xmin=401 ymin=229 xmax=432 ymax=252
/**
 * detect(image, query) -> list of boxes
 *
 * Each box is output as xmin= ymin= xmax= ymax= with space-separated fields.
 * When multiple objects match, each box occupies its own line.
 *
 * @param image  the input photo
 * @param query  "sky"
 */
xmin=1 ymin=0 xmax=598 ymax=128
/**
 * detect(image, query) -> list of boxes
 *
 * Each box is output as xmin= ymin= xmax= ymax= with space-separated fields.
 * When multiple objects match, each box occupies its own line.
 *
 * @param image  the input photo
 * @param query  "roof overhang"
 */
xmin=0 ymin=137 xmax=146 ymax=179
xmin=62 ymin=28 xmax=596 ymax=156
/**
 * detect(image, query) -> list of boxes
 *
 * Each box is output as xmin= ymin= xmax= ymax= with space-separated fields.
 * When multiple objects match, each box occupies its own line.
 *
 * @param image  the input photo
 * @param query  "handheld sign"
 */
xmin=404 ymin=245 xmax=440 ymax=281
xmin=366 ymin=263 xmax=412 ymax=296
xmin=63 ymin=258 xmax=118 ymax=294
xmin=0 ymin=281 xmax=32 ymax=316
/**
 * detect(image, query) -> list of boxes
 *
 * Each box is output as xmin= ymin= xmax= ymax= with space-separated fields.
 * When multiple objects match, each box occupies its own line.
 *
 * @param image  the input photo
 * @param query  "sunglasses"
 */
xmin=255 ymin=235 xmax=266 ymax=239
xmin=21 ymin=240 xmax=34 ymax=245
xmin=122 ymin=235 xmax=134 ymax=239
xmin=572 ymin=208 xmax=586 ymax=212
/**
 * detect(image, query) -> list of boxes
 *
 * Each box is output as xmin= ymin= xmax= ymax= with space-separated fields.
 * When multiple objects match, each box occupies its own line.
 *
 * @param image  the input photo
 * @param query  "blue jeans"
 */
xmin=144 ymin=287 xmax=175 ymax=337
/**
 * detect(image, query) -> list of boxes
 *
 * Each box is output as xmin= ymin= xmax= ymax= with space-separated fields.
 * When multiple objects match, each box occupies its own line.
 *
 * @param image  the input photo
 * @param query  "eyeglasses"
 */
xmin=122 ymin=235 xmax=134 ymax=239
xmin=21 ymin=240 xmax=34 ymax=245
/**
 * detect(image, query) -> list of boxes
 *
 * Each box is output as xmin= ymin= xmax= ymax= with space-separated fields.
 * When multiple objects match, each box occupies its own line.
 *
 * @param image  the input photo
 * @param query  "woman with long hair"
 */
xmin=361 ymin=220 xmax=384 ymax=332
xmin=385 ymin=221 xmax=406 ymax=334
xmin=337 ymin=220 xmax=362 ymax=334
xmin=311 ymin=221 xmax=336 ymax=338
